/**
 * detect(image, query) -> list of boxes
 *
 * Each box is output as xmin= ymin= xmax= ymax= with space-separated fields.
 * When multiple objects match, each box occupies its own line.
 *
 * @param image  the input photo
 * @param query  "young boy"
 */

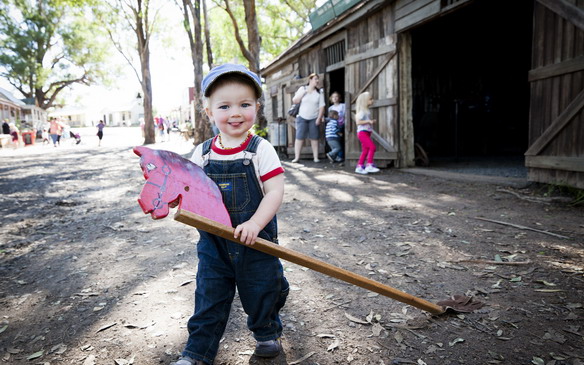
xmin=172 ymin=64 xmax=289 ymax=365
xmin=325 ymin=109 xmax=343 ymax=162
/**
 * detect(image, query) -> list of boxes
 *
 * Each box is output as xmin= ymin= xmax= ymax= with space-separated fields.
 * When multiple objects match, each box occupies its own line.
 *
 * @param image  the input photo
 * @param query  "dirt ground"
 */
xmin=1 ymin=127 xmax=583 ymax=365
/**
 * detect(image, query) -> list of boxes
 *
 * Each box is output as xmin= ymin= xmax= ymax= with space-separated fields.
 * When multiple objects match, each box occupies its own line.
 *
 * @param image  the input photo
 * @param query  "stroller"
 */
xmin=69 ymin=130 xmax=81 ymax=144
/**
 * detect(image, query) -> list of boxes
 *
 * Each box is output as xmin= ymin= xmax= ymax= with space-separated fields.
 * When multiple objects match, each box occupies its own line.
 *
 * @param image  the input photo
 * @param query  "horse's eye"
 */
xmin=146 ymin=163 xmax=156 ymax=171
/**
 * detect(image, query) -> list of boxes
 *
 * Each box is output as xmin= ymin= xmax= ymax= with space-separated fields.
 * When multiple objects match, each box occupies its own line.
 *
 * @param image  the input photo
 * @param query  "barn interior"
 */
xmin=411 ymin=0 xmax=533 ymax=174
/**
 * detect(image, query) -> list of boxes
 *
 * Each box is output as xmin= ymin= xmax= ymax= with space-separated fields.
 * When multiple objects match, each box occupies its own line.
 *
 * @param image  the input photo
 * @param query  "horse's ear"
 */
xmin=133 ymin=146 xmax=150 ymax=157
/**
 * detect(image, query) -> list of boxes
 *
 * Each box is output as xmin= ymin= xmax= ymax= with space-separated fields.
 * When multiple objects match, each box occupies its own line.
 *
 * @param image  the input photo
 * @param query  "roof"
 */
xmin=261 ymin=0 xmax=384 ymax=75
xmin=0 ymin=87 xmax=26 ymax=107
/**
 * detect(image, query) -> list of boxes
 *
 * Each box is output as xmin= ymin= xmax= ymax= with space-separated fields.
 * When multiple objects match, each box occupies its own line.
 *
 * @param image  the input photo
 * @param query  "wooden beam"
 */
xmin=528 ymin=55 xmax=584 ymax=82
xmin=325 ymin=61 xmax=346 ymax=72
xmin=525 ymin=88 xmax=584 ymax=156
xmin=350 ymin=51 xmax=396 ymax=104
xmin=526 ymin=156 xmax=584 ymax=173
xmin=345 ymin=43 xmax=396 ymax=65
xmin=371 ymin=130 xmax=397 ymax=153
xmin=371 ymin=98 xmax=397 ymax=108
xmin=536 ymin=0 xmax=584 ymax=32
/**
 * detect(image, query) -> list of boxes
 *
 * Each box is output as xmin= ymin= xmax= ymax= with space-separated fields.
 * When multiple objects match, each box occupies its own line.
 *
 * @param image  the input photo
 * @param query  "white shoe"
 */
xmin=355 ymin=166 xmax=368 ymax=175
xmin=313 ymin=159 xmax=320 ymax=163
xmin=365 ymin=164 xmax=380 ymax=173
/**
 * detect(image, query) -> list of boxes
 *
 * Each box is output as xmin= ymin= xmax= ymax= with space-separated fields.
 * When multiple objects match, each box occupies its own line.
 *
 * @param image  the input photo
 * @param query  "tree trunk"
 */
xmin=135 ymin=0 xmax=155 ymax=145
xmin=183 ymin=0 xmax=212 ymax=145
xmin=243 ymin=0 xmax=260 ymax=74
xmin=203 ymin=0 xmax=214 ymax=69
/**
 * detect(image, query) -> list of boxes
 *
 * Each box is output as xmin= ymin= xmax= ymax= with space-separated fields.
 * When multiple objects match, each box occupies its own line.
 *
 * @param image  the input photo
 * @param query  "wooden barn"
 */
xmin=261 ymin=0 xmax=584 ymax=189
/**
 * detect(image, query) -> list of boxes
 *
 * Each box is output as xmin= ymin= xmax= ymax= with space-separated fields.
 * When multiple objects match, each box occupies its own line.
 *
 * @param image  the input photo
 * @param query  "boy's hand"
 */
xmin=234 ymin=219 xmax=261 ymax=245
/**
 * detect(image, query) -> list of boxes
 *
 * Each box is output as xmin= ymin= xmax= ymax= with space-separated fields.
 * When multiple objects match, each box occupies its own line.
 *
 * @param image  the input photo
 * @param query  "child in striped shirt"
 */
xmin=325 ymin=110 xmax=343 ymax=162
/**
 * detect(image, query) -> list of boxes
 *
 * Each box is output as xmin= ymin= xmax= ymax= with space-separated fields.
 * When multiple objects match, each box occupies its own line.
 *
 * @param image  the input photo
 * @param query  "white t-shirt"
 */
xmin=294 ymin=87 xmax=325 ymax=120
xmin=190 ymin=135 xmax=284 ymax=192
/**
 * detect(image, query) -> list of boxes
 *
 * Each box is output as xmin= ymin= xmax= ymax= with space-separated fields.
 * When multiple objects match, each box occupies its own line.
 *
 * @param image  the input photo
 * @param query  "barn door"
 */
xmin=525 ymin=0 xmax=584 ymax=189
xmin=345 ymin=34 xmax=399 ymax=167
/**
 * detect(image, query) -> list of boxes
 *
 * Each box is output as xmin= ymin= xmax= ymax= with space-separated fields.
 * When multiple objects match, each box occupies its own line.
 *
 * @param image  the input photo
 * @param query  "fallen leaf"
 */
xmin=96 ymin=322 xmax=117 ymax=333
xmin=316 ymin=333 xmax=335 ymax=338
xmin=448 ymin=338 xmax=464 ymax=347
xmin=27 ymin=350 xmax=43 ymax=360
xmin=372 ymin=323 xmax=384 ymax=336
xmin=344 ymin=312 xmax=369 ymax=325
xmin=238 ymin=350 xmax=254 ymax=355
xmin=50 ymin=343 xmax=67 ymax=355
xmin=327 ymin=339 xmax=340 ymax=352
xmin=289 ymin=351 xmax=315 ymax=365
xmin=534 ymin=289 xmax=564 ymax=292
xmin=0 ymin=325 xmax=7 ymax=334
xmin=180 ymin=280 xmax=194 ymax=287
xmin=531 ymin=357 xmax=544 ymax=365
xmin=394 ymin=331 xmax=404 ymax=344
xmin=83 ymin=354 xmax=96 ymax=365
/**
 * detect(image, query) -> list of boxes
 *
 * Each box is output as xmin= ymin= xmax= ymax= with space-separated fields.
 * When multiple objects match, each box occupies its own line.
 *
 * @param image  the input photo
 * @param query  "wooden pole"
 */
xmin=175 ymin=209 xmax=445 ymax=315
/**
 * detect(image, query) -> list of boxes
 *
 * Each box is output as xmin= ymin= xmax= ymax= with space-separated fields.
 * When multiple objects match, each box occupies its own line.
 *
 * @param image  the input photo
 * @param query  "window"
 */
xmin=272 ymin=96 xmax=278 ymax=119
xmin=324 ymin=40 xmax=345 ymax=66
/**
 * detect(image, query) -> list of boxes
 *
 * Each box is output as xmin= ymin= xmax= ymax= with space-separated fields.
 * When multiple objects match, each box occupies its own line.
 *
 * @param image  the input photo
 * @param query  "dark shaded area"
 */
xmin=411 ymin=0 xmax=533 ymax=160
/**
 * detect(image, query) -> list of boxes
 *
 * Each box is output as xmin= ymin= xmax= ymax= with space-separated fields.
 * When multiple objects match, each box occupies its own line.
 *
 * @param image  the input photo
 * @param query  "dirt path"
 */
xmin=1 ymin=129 xmax=583 ymax=365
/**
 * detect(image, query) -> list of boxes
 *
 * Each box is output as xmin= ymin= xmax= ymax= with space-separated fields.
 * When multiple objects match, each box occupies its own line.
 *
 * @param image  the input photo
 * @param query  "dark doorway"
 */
xmin=411 ymin=0 xmax=533 ymax=162
xmin=327 ymin=68 xmax=345 ymax=155
xmin=327 ymin=68 xmax=345 ymax=107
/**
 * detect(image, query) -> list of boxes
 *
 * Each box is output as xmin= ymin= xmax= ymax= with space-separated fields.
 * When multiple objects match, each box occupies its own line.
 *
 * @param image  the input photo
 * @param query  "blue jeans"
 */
xmin=182 ymin=136 xmax=289 ymax=364
xmin=326 ymin=138 xmax=342 ymax=160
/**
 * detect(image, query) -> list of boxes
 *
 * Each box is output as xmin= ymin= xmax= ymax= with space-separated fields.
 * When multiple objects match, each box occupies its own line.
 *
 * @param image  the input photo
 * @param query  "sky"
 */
xmin=1 ymin=3 xmax=195 ymax=116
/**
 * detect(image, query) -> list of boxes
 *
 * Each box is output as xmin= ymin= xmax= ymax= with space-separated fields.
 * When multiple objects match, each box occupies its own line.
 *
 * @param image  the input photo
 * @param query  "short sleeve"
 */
xmin=293 ymin=86 xmax=305 ymax=101
xmin=318 ymin=91 xmax=325 ymax=109
xmin=257 ymin=140 xmax=285 ymax=182
xmin=190 ymin=144 xmax=204 ymax=168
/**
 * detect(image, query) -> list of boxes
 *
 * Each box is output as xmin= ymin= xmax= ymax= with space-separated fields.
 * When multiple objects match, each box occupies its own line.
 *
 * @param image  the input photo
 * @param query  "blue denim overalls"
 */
xmin=183 ymin=135 xmax=289 ymax=364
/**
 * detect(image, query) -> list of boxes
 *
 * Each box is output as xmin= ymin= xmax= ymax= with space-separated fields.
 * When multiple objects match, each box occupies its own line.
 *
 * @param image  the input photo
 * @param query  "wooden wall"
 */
xmin=526 ymin=0 xmax=584 ymax=189
xmin=344 ymin=4 xmax=398 ymax=166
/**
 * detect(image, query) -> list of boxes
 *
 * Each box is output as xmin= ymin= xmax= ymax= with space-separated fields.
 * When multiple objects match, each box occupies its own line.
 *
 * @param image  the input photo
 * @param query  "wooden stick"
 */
xmin=175 ymin=209 xmax=445 ymax=315
xmin=474 ymin=217 xmax=570 ymax=239
xmin=453 ymin=259 xmax=532 ymax=265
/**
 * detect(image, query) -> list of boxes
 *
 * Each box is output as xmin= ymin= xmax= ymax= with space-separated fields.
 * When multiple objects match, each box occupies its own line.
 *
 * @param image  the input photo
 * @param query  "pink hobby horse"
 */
xmin=133 ymin=146 xmax=232 ymax=226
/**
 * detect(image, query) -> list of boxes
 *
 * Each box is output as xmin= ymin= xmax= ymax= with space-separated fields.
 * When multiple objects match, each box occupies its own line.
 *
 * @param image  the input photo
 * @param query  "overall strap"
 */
xmin=202 ymin=137 xmax=214 ymax=155
xmin=245 ymin=134 xmax=262 ymax=153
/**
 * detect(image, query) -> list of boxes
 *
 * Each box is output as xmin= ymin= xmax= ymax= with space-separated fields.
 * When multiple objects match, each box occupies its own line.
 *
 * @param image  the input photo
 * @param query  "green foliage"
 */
xmin=207 ymin=0 xmax=317 ymax=67
xmin=251 ymin=123 xmax=268 ymax=138
xmin=0 ymin=0 xmax=113 ymax=109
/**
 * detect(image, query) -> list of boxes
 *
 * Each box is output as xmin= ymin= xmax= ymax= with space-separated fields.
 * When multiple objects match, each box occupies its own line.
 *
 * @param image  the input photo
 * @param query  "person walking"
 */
xmin=49 ymin=118 xmax=62 ymax=147
xmin=96 ymin=120 xmax=105 ymax=146
xmin=291 ymin=73 xmax=325 ymax=163
xmin=354 ymin=92 xmax=380 ymax=174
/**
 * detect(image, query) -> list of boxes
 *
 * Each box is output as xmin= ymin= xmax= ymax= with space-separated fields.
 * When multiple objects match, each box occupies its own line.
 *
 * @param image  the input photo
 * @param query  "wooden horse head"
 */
xmin=133 ymin=146 xmax=232 ymax=226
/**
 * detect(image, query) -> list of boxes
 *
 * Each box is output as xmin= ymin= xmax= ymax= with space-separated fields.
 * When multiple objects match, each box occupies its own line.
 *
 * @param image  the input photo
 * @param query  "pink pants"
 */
xmin=357 ymin=131 xmax=376 ymax=166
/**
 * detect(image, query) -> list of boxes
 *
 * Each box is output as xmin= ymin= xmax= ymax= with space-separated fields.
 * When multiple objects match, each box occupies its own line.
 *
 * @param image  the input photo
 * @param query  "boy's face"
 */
xmin=205 ymin=82 xmax=259 ymax=139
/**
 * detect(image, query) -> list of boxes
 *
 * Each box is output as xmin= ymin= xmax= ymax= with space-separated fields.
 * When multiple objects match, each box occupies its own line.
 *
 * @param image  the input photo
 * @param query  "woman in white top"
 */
xmin=291 ymin=73 xmax=325 ymax=163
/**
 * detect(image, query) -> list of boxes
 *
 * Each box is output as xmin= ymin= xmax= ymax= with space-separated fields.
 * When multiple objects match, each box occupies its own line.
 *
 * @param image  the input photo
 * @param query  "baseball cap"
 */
xmin=201 ymin=63 xmax=262 ymax=98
